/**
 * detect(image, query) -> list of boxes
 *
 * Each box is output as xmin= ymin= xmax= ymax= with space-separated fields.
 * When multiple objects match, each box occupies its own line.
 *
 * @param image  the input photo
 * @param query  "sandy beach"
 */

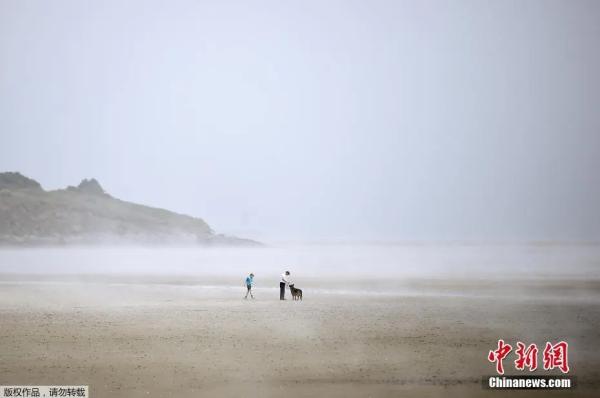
xmin=1 ymin=272 xmax=599 ymax=398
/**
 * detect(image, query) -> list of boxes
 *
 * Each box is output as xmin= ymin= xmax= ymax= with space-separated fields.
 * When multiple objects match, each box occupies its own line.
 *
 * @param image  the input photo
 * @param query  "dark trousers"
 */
xmin=280 ymin=282 xmax=285 ymax=300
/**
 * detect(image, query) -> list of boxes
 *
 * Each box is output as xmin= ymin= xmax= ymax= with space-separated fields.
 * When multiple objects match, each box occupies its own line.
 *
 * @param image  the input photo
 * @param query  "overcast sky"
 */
xmin=1 ymin=0 xmax=599 ymax=242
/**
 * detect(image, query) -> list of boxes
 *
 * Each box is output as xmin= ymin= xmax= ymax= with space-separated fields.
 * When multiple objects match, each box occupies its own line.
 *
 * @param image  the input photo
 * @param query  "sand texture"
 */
xmin=1 ymin=276 xmax=598 ymax=397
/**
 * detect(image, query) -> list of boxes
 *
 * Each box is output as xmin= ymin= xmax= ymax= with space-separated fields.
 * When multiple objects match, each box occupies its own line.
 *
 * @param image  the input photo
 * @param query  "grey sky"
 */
xmin=1 ymin=0 xmax=599 ymax=241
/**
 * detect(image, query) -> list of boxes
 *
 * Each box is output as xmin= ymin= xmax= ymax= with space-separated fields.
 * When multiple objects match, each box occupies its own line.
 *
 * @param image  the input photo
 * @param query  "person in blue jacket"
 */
xmin=244 ymin=273 xmax=255 ymax=299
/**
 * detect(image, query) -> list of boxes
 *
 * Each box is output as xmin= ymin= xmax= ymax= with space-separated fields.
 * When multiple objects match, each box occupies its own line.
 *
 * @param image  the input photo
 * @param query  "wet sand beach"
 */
xmin=1 ymin=274 xmax=599 ymax=397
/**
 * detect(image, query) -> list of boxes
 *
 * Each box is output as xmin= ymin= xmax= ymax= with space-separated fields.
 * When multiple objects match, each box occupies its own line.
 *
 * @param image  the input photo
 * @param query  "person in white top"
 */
xmin=280 ymin=271 xmax=290 ymax=300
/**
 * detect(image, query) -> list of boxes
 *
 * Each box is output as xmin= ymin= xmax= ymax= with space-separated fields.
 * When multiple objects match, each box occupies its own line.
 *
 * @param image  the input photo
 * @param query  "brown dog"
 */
xmin=289 ymin=284 xmax=303 ymax=301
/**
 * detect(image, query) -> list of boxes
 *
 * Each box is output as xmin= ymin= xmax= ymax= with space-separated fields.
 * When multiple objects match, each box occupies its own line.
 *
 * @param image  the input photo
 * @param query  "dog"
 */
xmin=289 ymin=284 xmax=303 ymax=301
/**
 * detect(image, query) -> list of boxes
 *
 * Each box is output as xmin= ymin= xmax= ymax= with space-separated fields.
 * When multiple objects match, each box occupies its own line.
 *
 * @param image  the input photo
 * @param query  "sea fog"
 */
xmin=0 ymin=243 xmax=599 ymax=301
xmin=1 ymin=243 xmax=599 ymax=277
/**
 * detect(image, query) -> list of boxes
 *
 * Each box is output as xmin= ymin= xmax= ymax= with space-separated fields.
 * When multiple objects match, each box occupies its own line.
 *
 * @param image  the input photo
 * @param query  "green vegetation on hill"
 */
xmin=0 ymin=172 xmax=258 ymax=246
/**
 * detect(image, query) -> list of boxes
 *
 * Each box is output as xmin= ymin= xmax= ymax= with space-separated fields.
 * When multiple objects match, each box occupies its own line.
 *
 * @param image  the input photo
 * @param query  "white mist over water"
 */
xmin=0 ymin=244 xmax=599 ymax=304
xmin=0 ymin=244 xmax=598 ymax=280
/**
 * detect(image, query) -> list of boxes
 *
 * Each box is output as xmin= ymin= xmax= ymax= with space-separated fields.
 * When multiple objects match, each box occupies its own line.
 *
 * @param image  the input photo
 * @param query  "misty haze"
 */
xmin=1 ymin=1 xmax=599 ymax=397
